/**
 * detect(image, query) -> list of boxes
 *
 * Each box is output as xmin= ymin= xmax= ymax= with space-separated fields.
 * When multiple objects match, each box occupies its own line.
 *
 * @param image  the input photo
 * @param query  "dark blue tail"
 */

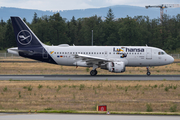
xmin=10 ymin=17 xmax=56 ymax=64
xmin=11 ymin=17 xmax=43 ymax=48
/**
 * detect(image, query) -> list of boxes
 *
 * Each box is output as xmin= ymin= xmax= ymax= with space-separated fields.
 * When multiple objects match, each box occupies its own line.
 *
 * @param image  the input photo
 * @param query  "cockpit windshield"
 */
xmin=158 ymin=52 xmax=166 ymax=55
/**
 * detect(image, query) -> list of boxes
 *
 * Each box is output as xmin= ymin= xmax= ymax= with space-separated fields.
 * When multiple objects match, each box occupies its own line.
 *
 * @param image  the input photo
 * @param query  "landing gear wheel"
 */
xmin=146 ymin=66 xmax=151 ymax=76
xmin=147 ymin=72 xmax=151 ymax=76
xmin=90 ymin=70 xmax=97 ymax=76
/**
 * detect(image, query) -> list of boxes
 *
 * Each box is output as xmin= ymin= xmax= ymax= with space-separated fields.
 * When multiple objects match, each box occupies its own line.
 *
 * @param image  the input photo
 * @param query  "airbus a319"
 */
xmin=8 ymin=17 xmax=174 ymax=76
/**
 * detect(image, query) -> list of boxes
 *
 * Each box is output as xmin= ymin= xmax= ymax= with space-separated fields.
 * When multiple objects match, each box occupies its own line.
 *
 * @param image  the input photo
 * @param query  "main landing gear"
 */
xmin=90 ymin=70 xmax=97 ymax=76
xmin=90 ymin=64 xmax=98 ymax=76
xmin=146 ymin=66 xmax=151 ymax=76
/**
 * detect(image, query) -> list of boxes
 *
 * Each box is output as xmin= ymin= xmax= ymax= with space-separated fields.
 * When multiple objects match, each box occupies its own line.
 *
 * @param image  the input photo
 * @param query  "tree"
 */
xmin=49 ymin=13 xmax=69 ymax=45
xmin=104 ymin=9 xmax=119 ymax=46
xmin=118 ymin=17 xmax=142 ymax=46
xmin=105 ymin=8 xmax=115 ymax=22
xmin=32 ymin=12 xmax=39 ymax=24
xmin=0 ymin=19 xmax=6 ymax=49
xmin=3 ymin=19 xmax=15 ymax=48
xmin=69 ymin=16 xmax=78 ymax=44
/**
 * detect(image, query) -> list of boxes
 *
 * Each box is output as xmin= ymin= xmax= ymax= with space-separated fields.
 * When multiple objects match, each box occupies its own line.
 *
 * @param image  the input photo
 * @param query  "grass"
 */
xmin=146 ymin=103 xmax=153 ymax=112
xmin=27 ymin=86 xmax=33 ymax=91
xmin=170 ymin=104 xmax=177 ymax=112
xmin=38 ymin=84 xmax=43 ymax=89
xmin=0 ymin=80 xmax=179 ymax=112
xmin=0 ymin=59 xmax=180 ymax=75
xmin=3 ymin=86 xmax=7 ymax=92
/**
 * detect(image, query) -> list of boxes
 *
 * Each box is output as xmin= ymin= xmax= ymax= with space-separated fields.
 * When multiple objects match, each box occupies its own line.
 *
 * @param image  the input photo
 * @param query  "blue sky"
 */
xmin=0 ymin=0 xmax=180 ymax=11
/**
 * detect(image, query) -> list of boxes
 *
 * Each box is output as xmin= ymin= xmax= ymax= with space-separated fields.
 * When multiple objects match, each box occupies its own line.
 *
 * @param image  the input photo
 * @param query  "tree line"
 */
xmin=0 ymin=9 xmax=180 ymax=53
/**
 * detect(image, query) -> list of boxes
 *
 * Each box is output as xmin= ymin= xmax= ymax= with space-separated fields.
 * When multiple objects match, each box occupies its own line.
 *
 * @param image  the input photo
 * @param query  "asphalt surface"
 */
xmin=1 ymin=61 xmax=180 ymax=63
xmin=0 ymin=75 xmax=180 ymax=80
xmin=0 ymin=113 xmax=180 ymax=120
xmin=0 ymin=61 xmax=39 ymax=63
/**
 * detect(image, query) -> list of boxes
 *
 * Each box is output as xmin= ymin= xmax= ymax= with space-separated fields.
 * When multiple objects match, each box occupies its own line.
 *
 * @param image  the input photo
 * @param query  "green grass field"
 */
xmin=0 ymin=59 xmax=180 ymax=114
xmin=0 ymin=80 xmax=180 ymax=113
xmin=0 ymin=59 xmax=179 ymax=75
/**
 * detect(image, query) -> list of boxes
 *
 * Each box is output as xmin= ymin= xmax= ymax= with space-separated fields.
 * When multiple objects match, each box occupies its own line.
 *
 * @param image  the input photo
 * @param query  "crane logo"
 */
xmin=17 ymin=30 xmax=32 ymax=45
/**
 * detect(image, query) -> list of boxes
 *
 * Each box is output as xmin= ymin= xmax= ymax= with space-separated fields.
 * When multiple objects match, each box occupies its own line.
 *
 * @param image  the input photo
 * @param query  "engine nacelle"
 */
xmin=107 ymin=62 xmax=125 ymax=73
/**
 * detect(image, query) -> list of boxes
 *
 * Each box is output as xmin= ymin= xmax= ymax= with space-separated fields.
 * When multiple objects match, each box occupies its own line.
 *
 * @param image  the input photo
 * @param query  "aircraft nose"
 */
xmin=168 ymin=55 xmax=174 ymax=64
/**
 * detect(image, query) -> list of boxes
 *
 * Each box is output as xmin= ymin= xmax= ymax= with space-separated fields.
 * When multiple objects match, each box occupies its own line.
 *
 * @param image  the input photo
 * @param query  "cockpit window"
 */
xmin=158 ymin=52 xmax=165 ymax=55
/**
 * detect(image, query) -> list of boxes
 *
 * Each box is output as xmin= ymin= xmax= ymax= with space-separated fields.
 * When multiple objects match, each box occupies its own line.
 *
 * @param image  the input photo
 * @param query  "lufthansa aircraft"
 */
xmin=8 ymin=17 xmax=174 ymax=76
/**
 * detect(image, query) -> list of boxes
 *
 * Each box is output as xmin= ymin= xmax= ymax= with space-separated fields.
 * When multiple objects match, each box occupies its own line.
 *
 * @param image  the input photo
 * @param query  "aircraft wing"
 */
xmin=75 ymin=54 xmax=112 ymax=64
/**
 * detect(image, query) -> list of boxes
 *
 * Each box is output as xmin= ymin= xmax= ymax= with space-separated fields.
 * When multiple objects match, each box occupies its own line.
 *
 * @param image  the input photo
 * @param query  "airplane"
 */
xmin=7 ymin=17 xmax=174 ymax=76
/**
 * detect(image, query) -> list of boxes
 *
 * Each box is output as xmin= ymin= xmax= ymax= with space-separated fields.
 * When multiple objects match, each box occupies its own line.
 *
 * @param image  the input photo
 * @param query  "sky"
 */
xmin=0 ymin=0 xmax=180 ymax=11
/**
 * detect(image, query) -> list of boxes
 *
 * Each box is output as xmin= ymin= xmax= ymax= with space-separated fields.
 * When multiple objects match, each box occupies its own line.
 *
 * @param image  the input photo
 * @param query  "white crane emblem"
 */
xmin=17 ymin=30 xmax=32 ymax=45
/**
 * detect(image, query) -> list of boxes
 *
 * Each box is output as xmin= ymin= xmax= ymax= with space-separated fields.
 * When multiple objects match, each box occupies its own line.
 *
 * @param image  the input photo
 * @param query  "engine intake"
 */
xmin=107 ymin=62 xmax=125 ymax=73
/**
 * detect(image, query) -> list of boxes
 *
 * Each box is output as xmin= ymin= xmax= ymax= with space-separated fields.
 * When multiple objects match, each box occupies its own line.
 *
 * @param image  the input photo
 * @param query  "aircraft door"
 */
xmin=43 ymin=48 xmax=48 ymax=59
xmin=146 ymin=48 xmax=152 ymax=59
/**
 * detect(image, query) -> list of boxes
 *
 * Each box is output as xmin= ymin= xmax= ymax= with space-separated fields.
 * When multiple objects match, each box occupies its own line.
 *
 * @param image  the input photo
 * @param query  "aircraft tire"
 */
xmin=90 ymin=70 xmax=97 ymax=76
xmin=147 ymin=72 xmax=151 ymax=76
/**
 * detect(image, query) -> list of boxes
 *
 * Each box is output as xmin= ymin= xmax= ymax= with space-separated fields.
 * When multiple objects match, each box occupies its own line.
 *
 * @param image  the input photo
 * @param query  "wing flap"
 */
xmin=75 ymin=54 xmax=111 ymax=63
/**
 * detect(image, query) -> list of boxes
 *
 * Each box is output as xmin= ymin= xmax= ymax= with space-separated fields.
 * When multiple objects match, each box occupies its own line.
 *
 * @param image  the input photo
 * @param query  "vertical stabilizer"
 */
xmin=11 ymin=17 xmax=43 ymax=48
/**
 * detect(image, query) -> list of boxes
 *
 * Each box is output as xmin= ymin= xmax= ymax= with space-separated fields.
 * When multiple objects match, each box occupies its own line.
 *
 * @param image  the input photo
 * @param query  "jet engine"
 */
xmin=107 ymin=62 xmax=125 ymax=73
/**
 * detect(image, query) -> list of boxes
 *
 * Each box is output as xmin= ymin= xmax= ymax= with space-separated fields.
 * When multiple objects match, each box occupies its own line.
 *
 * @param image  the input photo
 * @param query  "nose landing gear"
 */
xmin=146 ymin=66 xmax=151 ymax=76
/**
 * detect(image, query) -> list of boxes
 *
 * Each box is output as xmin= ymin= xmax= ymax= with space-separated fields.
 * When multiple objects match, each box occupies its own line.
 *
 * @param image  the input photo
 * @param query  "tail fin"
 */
xmin=11 ymin=17 xmax=43 ymax=48
xmin=10 ymin=17 xmax=57 ymax=64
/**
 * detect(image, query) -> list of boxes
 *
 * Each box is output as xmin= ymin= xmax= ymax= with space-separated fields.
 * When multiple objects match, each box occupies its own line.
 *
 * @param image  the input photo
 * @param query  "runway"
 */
xmin=0 ymin=113 xmax=180 ymax=120
xmin=0 ymin=75 xmax=180 ymax=80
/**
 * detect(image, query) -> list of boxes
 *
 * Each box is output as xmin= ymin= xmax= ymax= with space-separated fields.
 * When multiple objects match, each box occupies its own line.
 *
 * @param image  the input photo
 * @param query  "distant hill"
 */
xmin=0 ymin=5 xmax=180 ymax=23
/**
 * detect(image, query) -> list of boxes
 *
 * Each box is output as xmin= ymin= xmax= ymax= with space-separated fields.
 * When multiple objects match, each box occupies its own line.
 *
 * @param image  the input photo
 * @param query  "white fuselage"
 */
xmin=8 ymin=16 xmax=175 ymax=76
xmin=43 ymin=45 xmax=174 ymax=67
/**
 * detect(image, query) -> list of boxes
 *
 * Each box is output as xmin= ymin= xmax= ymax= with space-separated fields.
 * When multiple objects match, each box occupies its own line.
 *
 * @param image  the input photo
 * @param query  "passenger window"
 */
xmin=94 ymin=52 xmax=96 ymax=54
xmin=86 ymin=52 xmax=88 ymax=54
xmin=109 ymin=52 xmax=111 ymax=54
